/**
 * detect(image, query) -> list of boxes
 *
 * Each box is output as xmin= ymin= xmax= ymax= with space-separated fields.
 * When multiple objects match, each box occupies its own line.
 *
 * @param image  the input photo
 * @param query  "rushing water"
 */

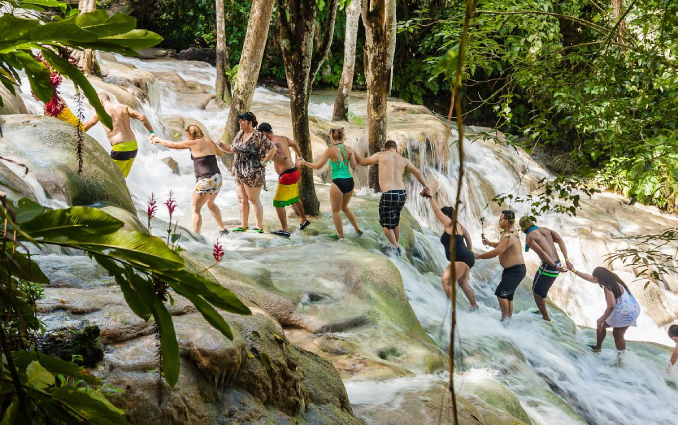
xmin=15 ymin=55 xmax=678 ymax=424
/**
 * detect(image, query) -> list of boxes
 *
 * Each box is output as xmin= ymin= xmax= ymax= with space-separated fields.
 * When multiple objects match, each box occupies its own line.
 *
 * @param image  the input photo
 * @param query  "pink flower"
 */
xmin=147 ymin=193 xmax=158 ymax=220
xmin=164 ymin=191 xmax=177 ymax=220
xmin=212 ymin=239 xmax=225 ymax=263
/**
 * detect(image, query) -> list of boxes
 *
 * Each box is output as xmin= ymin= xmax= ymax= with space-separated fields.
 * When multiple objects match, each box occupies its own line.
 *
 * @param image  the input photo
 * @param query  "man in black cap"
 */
xmin=258 ymin=122 xmax=310 ymax=237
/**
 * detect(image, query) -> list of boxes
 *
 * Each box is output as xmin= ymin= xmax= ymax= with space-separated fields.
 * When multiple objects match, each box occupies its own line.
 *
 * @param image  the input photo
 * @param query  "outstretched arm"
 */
xmin=83 ymin=114 xmax=99 ymax=131
xmin=405 ymin=160 xmax=428 ymax=188
xmin=475 ymin=234 xmax=511 ymax=259
xmin=128 ymin=107 xmax=154 ymax=132
xmin=298 ymin=149 xmax=331 ymax=170
xmin=571 ymin=269 xmax=597 ymax=283
xmin=151 ymin=136 xmax=194 ymax=150
xmin=355 ymin=153 xmax=379 ymax=166
xmin=551 ymin=230 xmax=572 ymax=269
xmin=215 ymin=140 xmax=233 ymax=153
xmin=429 ymin=197 xmax=452 ymax=227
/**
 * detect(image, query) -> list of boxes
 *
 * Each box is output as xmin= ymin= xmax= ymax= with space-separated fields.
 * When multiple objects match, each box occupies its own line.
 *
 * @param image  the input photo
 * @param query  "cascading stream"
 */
xmin=14 ymin=55 xmax=678 ymax=424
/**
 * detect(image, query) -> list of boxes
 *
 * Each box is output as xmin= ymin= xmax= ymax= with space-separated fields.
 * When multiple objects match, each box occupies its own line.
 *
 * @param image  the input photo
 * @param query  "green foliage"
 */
xmin=0 ymin=2 xmax=161 ymax=127
xmin=0 ymin=197 xmax=250 ymax=423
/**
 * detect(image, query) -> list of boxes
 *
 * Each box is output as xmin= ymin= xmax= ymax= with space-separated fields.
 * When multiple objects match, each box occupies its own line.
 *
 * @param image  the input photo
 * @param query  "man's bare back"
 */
xmin=526 ymin=228 xmax=558 ymax=264
xmin=372 ymin=151 xmax=409 ymax=192
xmin=83 ymin=92 xmax=153 ymax=146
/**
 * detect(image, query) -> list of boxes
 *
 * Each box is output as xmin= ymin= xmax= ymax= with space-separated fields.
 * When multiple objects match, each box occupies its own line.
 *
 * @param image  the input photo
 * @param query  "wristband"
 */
xmin=150 ymin=130 xmax=155 ymax=134
xmin=565 ymin=258 xmax=570 ymax=261
xmin=571 ymin=269 xmax=577 ymax=274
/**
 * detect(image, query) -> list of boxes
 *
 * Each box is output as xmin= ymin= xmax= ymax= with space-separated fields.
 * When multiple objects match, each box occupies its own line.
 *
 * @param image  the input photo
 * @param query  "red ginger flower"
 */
xmin=147 ymin=193 xmax=158 ymax=220
xmin=213 ymin=239 xmax=224 ymax=263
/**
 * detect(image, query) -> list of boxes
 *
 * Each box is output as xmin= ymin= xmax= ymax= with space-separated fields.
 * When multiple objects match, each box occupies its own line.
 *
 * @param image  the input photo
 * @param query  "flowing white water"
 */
xmin=15 ymin=55 xmax=678 ymax=424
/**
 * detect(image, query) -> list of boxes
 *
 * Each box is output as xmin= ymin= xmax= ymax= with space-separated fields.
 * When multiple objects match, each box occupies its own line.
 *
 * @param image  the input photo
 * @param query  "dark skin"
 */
xmin=521 ymin=221 xmax=571 ymax=321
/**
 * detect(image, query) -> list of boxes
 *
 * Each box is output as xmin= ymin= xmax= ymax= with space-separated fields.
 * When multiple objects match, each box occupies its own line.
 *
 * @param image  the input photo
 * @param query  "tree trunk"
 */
xmin=215 ymin=0 xmax=232 ymax=104
xmin=362 ymin=0 xmax=396 ymax=190
xmin=332 ymin=0 xmax=362 ymax=122
xmin=221 ymin=0 xmax=275 ymax=148
xmin=278 ymin=0 xmax=339 ymax=215
xmin=78 ymin=0 xmax=97 ymax=75
xmin=611 ymin=0 xmax=626 ymax=40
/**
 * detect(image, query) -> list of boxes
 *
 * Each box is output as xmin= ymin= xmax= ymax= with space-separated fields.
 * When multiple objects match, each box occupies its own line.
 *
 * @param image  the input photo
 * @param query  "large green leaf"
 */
xmin=75 ymin=11 xmax=136 ymax=37
xmin=24 ymin=23 xmax=98 ymax=46
xmin=12 ymin=352 xmax=100 ymax=385
xmin=15 ymin=198 xmax=46 ymax=224
xmin=92 ymin=256 xmax=153 ymax=320
xmin=21 ymin=206 xmax=124 ymax=240
xmin=12 ymin=51 xmax=52 ymax=102
xmin=50 ymin=387 xmax=126 ymax=425
xmin=163 ymin=270 xmax=251 ymax=315
xmin=172 ymin=282 xmax=233 ymax=340
xmin=40 ymin=49 xmax=113 ymax=129
xmin=0 ymin=15 xmax=37 ymax=44
xmin=0 ymin=250 xmax=49 ymax=284
xmin=100 ymin=29 xmax=163 ymax=51
xmin=0 ymin=397 xmax=21 ymax=425
xmin=25 ymin=360 xmax=55 ymax=390
xmin=151 ymin=297 xmax=180 ymax=387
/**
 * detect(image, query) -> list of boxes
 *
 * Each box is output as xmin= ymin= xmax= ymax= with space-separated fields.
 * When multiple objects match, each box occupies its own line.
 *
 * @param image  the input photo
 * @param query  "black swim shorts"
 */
xmin=379 ymin=189 xmax=406 ymax=229
xmin=495 ymin=263 xmax=527 ymax=301
xmin=532 ymin=261 xmax=560 ymax=299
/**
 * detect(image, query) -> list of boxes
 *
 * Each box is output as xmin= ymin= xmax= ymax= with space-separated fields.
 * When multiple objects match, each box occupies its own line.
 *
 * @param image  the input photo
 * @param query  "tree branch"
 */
xmin=310 ymin=0 xmax=340 ymax=79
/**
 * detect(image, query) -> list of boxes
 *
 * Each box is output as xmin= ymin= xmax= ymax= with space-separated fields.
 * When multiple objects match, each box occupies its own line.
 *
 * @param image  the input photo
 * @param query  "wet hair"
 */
xmin=519 ymin=215 xmax=535 ymax=230
xmin=441 ymin=206 xmax=454 ymax=220
xmin=186 ymin=125 xmax=204 ymax=140
xmin=384 ymin=140 xmax=397 ymax=150
xmin=501 ymin=210 xmax=515 ymax=223
xmin=330 ymin=127 xmax=345 ymax=141
xmin=592 ymin=267 xmax=632 ymax=300
xmin=669 ymin=325 xmax=678 ymax=338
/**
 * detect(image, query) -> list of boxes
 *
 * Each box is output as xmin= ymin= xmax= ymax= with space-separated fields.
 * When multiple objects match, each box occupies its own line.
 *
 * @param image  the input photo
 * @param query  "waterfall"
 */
xmin=13 ymin=54 xmax=678 ymax=424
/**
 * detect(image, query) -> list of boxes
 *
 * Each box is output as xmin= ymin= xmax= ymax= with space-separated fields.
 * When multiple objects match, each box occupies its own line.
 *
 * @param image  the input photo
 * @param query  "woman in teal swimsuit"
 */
xmin=298 ymin=128 xmax=362 ymax=239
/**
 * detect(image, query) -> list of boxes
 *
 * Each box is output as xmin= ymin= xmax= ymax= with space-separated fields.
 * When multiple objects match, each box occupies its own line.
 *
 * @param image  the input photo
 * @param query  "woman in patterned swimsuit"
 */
xmin=219 ymin=112 xmax=276 ymax=233
xmin=571 ymin=266 xmax=641 ymax=365
xmin=151 ymin=125 xmax=229 ymax=235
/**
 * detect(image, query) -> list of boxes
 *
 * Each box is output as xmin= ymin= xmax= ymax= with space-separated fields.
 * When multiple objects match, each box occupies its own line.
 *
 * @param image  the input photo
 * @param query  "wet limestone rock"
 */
xmin=0 ymin=115 xmax=135 ymax=213
xmin=0 ymin=160 xmax=36 ymax=202
xmin=0 ymin=84 xmax=28 ymax=115
xmin=163 ymin=115 xmax=214 ymax=141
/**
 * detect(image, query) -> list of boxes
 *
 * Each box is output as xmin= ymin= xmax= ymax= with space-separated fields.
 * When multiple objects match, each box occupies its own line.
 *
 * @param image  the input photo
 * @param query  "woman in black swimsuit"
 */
xmin=426 ymin=195 xmax=478 ymax=309
xmin=151 ymin=125 xmax=229 ymax=235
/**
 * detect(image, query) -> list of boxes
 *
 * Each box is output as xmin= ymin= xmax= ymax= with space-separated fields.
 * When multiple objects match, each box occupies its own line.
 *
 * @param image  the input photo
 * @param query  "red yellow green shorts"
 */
xmin=110 ymin=140 xmax=138 ymax=178
xmin=273 ymin=167 xmax=300 ymax=207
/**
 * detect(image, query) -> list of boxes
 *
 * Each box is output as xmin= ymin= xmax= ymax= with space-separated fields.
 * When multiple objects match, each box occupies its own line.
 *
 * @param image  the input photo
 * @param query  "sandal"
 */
xmin=271 ymin=230 xmax=291 ymax=237
xmin=232 ymin=227 xmax=249 ymax=232
xmin=250 ymin=227 xmax=264 ymax=234
xmin=588 ymin=344 xmax=601 ymax=353
xmin=328 ymin=234 xmax=340 ymax=240
xmin=219 ymin=229 xmax=230 ymax=235
xmin=298 ymin=220 xmax=311 ymax=231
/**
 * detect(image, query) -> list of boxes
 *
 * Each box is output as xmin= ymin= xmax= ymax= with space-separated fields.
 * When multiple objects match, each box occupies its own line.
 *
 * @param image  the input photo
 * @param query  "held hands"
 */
xmin=557 ymin=265 xmax=568 ymax=273
xmin=150 ymin=134 xmax=159 ymax=144
xmin=295 ymin=158 xmax=306 ymax=168
xmin=420 ymin=187 xmax=432 ymax=198
xmin=566 ymin=260 xmax=574 ymax=270
xmin=473 ymin=252 xmax=481 ymax=259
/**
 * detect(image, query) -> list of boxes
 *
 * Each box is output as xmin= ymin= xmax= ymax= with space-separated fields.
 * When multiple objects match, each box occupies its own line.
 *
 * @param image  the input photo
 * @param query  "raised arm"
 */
xmin=475 ymin=233 xmax=511 ymax=259
xmin=354 ymin=152 xmax=379 ymax=167
xmin=215 ymin=140 xmax=233 ymax=153
xmin=405 ymin=160 xmax=428 ymax=188
xmin=298 ymin=149 xmax=331 ymax=170
xmin=551 ymin=230 xmax=572 ymax=269
xmin=83 ymin=113 xmax=99 ymax=131
xmin=128 ymin=107 xmax=154 ymax=132
xmin=428 ymin=197 xmax=452 ymax=227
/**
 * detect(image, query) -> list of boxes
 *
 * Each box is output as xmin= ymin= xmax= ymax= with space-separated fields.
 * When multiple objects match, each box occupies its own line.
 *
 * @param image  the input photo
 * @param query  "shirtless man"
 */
xmin=258 ymin=123 xmax=310 ymax=237
xmin=355 ymin=140 xmax=428 ymax=255
xmin=83 ymin=92 xmax=154 ymax=178
xmin=474 ymin=210 xmax=526 ymax=321
xmin=519 ymin=216 xmax=572 ymax=322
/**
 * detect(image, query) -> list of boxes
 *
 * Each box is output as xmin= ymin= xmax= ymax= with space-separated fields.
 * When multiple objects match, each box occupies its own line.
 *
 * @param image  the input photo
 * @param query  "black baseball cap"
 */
xmin=258 ymin=122 xmax=273 ymax=133
xmin=236 ymin=111 xmax=256 ymax=122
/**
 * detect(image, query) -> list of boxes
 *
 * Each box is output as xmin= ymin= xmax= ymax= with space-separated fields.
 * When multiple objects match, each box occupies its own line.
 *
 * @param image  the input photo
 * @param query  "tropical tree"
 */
xmin=362 ymin=0 xmax=396 ymax=190
xmin=332 ymin=0 xmax=362 ymax=122
xmin=277 ymin=0 xmax=340 ymax=215
xmin=215 ymin=0 xmax=232 ymax=103
xmin=221 ymin=0 xmax=275 ymax=149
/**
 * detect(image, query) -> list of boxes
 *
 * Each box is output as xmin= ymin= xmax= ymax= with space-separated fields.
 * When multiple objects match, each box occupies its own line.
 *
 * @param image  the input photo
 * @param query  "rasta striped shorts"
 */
xmin=110 ymin=140 xmax=138 ymax=178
